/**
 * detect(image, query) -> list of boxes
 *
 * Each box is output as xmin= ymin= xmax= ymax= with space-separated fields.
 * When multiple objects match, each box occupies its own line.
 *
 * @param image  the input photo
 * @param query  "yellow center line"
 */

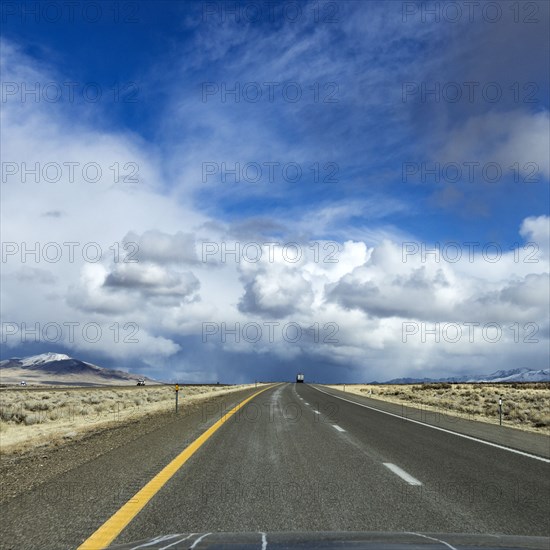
xmin=78 ymin=384 xmax=277 ymax=550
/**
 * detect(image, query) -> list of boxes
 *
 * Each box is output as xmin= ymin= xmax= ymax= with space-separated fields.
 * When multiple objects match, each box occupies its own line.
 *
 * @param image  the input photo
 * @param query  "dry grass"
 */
xmin=327 ymin=382 xmax=550 ymax=434
xmin=0 ymin=384 xmax=261 ymax=453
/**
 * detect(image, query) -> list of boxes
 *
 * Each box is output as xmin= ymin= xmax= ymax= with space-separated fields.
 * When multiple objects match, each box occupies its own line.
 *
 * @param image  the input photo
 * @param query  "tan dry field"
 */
xmin=326 ymin=382 xmax=550 ymax=434
xmin=0 ymin=384 xmax=262 ymax=454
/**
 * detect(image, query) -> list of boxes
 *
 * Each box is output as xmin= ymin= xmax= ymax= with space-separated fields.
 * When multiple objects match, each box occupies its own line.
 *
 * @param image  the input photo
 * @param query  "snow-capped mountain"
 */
xmin=17 ymin=353 xmax=72 ymax=367
xmin=480 ymin=368 xmax=550 ymax=383
xmin=375 ymin=368 xmax=549 ymax=385
xmin=0 ymin=353 xmax=160 ymax=386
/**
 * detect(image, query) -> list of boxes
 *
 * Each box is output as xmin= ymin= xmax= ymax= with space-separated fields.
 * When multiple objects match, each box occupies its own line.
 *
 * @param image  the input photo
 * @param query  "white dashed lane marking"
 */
xmin=384 ymin=463 xmax=422 ymax=486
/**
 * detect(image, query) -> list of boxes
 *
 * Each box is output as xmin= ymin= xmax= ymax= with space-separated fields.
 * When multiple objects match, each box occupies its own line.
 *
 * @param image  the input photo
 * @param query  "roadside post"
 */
xmin=175 ymin=384 xmax=179 ymax=414
xmin=498 ymin=397 xmax=502 ymax=426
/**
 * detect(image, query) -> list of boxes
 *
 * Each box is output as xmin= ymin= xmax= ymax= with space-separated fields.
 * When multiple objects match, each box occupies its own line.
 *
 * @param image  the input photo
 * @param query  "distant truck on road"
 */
xmin=296 ymin=373 xmax=304 ymax=383
xmin=136 ymin=379 xmax=146 ymax=386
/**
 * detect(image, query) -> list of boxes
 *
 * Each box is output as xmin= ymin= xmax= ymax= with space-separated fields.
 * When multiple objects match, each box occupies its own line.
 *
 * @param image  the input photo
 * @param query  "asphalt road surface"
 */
xmin=1 ymin=383 xmax=549 ymax=549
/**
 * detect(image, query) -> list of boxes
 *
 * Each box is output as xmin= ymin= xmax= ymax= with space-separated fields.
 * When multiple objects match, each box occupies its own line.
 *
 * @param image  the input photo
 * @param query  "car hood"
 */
xmin=109 ymin=531 xmax=550 ymax=549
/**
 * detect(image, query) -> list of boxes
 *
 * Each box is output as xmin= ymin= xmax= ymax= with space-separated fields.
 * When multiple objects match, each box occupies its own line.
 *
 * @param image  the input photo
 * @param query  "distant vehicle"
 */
xmin=296 ymin=373 xmax=304 ymax=383
xmin=136 ymin=379 xmax=146 ymax=386
xmin=20 ymin=380 xmax=27 ymax=386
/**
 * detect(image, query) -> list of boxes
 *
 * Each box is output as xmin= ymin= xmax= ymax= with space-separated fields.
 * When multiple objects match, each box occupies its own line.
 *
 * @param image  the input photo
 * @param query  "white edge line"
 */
xmin=260 ymin=531 xmax=268 ymax=550
xmin=332 ymin=424 xmax=346 ymax=432
xmin=384 ymin=462 xmax=422 ymax=486
xmin=312 ymin=386 xmax=550 ymax=463
xmin=189 ymin=533 xmax=212 ymax=549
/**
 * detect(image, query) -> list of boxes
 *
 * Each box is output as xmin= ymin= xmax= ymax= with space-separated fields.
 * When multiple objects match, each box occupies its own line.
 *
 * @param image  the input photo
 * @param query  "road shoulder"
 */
xmin=313 ymin=385 xmax=550 ymax=459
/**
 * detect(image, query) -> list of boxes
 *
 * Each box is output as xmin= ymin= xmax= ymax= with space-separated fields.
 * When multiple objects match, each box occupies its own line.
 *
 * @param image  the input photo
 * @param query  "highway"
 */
xmin=1 ymin=383 xmax=549 ymax=549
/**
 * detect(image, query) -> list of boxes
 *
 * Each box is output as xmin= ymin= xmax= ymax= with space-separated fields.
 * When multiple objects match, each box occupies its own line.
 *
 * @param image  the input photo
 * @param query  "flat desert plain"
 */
xmin=0 ymin=384 xmax=261 ymax=454
xmin=327 ymin=382 xmax=550 ymax=434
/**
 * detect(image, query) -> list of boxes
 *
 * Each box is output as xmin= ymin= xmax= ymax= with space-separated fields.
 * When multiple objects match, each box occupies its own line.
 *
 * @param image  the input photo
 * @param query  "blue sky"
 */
xmin=1 ymin=1 xmax=549 ymax=382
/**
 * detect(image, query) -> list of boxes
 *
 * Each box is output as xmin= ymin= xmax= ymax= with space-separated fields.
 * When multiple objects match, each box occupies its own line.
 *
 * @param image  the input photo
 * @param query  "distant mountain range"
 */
xmin=0 ymin=352 xmax=160 ymax=386
xmin=2 ymin=354 xmax=547 ymax=387
xmin=373 ymin=368 xmax=549 ymax=385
